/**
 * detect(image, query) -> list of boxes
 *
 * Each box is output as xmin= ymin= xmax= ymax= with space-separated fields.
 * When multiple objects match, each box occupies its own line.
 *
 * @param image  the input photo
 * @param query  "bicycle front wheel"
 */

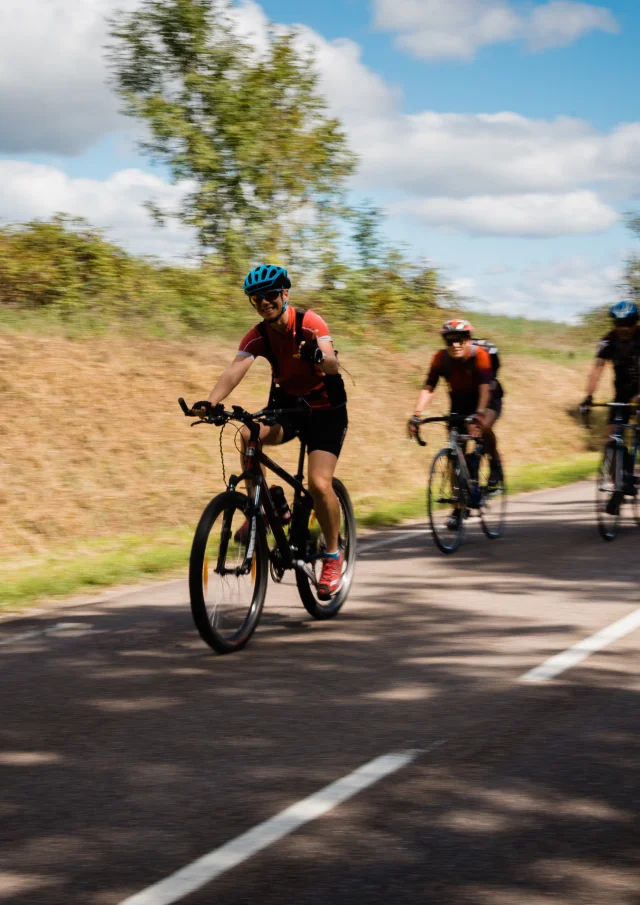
xmin=596 ymin=444 xmax=622 ymax=541
xmin=478 ymin=454 xmax=507 ymax=540
xmin=295 ymin=478 xmax=357 ymax=620
xmin=189 ymin=491 xmax=268 ymax=653
xmin=428 ymin=449 xmax=465 ymax=554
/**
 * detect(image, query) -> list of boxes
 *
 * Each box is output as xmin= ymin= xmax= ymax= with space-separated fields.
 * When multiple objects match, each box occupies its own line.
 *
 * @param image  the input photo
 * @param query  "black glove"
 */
xmin=192 ymin=401 xmax=224 ymax=422
xmin=581 ymin=394 xmax=593 ymax=408
xmin=299 ymin=338 xmax=324 ymax=365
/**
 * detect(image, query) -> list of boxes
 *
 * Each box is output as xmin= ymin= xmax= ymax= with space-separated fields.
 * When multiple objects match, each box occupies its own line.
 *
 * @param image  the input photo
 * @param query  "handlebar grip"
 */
xmin=178 ymin=397 xmax=190 ymax=415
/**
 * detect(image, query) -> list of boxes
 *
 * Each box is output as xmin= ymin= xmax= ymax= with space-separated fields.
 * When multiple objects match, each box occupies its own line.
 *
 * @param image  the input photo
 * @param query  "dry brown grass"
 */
xmin=0 ymin=327 xmax=605 ymax=560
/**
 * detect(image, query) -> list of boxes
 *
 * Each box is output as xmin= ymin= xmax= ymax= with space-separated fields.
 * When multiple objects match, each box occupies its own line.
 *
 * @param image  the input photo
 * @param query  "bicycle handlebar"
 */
xmin=178 ymin=397 xmax=312 ymax=426
xmin=588 ymin=401 xmax=640 ymax=408
xmin=411 ymin=413 xmax=478 ymax=447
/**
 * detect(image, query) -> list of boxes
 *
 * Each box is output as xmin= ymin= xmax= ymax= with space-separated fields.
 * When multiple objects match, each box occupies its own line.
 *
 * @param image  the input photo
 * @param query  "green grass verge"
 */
xmin=359 ymin=452 xmax=599 ymax=528
xmin=1 ymin=452 xmax=599 ymax=611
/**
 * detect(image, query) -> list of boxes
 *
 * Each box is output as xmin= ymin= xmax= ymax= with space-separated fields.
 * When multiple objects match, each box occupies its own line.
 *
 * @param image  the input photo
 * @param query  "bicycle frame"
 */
xmin=226 ymin=417 xmax=315 ymax=572
xmin=591 ymin=402 xmax=640 ymax=492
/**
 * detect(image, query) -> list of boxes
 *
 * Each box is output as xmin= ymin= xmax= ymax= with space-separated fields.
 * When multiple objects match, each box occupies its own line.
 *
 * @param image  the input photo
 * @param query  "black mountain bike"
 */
xmin=583 ymin=401 xmax=640 ymax=541
xmin=179 ymin=398 xmax=357 ymax=653
xmin=414 ymin=414 xmax=507 ymax=554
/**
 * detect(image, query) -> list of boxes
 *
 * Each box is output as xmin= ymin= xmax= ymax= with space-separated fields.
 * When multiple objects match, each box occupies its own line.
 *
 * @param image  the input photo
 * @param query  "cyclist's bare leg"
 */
xmin=238 ymin=423 xmax=284 ymax=494
xmin=307 ymin=449 xmax=340 ymax=551
xmin=481 ymin=410 xmax=499 ymax=461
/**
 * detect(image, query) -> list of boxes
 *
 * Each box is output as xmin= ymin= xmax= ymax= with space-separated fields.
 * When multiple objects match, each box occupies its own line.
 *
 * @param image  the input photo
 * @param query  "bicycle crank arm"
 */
xmin=295 ymin=560 xmax=319 ymax=587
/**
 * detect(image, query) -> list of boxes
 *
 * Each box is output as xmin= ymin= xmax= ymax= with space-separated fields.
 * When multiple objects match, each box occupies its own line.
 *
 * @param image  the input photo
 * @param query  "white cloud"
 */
xmin=393 ymin=191 xmax=619 ymax=237
xmin=0 ymin=0 xmax=636 ymax=243
xmin=0 ymin=0 xmax=274 ymax=156
xmin=0 ymin=0 xmax=143 ymax=154
xmin=462 ymin=256 xmax=624 ymax=321
xmin=0 ymin=161 xmax=197 ymax=260
xmin=372 ymin=0 xmax=619 ymax=61
xmin=529 ymin=1 xmax=619 ymax=51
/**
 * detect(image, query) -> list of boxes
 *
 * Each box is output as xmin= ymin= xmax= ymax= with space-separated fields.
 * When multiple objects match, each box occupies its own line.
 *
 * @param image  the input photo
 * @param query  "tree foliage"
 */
xmin=107 ymin=0 xmax=356 ymax=262
xmin=0 ymin=216 xmax=448 ymax=339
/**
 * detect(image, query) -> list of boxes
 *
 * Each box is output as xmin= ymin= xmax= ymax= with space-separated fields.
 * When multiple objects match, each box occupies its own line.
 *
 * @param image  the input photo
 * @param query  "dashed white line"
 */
xmin=116 ymin=748 xmax=424 ymax=905
xmin=359 ymin=529 xmax=428 ymax=552
xmin=520 ymin=606 xmax=640 ymax=683
xmin=0 ymin=622 xmax=92 ymax=647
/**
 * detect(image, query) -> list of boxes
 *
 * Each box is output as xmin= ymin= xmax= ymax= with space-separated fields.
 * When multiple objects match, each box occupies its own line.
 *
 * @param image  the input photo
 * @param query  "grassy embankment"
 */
xmin=1 ymin=311 xmax=605 ymax=610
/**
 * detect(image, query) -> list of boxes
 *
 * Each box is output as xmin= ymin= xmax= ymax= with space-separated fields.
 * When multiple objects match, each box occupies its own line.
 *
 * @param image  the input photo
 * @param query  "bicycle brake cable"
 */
xmin=219 ymin=422 xmax=227 ymax=487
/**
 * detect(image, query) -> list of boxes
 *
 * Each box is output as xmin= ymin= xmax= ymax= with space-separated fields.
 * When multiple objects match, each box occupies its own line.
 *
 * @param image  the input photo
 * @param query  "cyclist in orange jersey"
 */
xmin=409 ymin=318 xmax=504 ymax=490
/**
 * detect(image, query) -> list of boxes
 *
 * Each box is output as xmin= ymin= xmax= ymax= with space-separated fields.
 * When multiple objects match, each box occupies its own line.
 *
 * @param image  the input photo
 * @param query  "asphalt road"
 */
xmin=1 ymin=481 xmax=639 ymax=905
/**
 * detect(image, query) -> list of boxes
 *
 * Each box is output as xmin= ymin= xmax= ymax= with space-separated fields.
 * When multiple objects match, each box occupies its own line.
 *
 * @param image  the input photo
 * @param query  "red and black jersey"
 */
xmin=425 ymin=347 xmax=493 ymax=415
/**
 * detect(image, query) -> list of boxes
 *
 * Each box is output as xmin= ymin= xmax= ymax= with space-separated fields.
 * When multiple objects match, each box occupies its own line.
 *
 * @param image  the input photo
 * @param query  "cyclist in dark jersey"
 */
xmin=192 ymin=265 xmax=348 ymax=600
xmin=581 ymin=300 xmax=640 ymax=418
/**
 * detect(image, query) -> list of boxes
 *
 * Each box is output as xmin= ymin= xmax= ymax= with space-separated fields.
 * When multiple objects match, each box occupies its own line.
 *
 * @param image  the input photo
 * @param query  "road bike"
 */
xmin=583 ymin=401 xmax=640 ymax=541
xmin=414 ymin=414 xmax=507 ymax=554
xmin=179 ymin=398 xmax=357 ymax=653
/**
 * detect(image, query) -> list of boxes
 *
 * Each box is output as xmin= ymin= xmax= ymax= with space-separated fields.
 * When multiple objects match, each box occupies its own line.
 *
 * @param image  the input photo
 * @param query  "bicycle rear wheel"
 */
xmin=189 ymin=491 xmax=268 ymax=653
xmin=295 ymin=478 xmax=357 ymax=619
xmin=596 ymin=444 xmax=622 ymax=541
xmin=428 ymin=449 xmax=465 ymax=554
xmin=478 ymin=454 xmax=507 ymax=539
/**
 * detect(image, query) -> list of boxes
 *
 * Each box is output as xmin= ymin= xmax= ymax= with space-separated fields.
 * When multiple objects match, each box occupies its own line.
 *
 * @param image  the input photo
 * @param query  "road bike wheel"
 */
xmin=428 ymin=449 xmax=465 ymax=554
xmin=596 ymin=444 xmax=622 ymax=541
xmin=189 ymin=491 xmax=268 ymax=653
xmin=478 ymin=454 xmax=507 ymax=540
xmin=295 ymin=478 xmax=357 ymax=620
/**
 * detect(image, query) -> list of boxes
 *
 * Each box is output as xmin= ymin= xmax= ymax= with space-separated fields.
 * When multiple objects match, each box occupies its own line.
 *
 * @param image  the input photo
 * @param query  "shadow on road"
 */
xmin=0 ymin=489 xmax=638 ymax=904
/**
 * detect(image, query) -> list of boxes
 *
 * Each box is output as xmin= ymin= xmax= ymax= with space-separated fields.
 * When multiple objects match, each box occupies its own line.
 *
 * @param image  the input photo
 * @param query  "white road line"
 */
xmin=360 ymin=529 xmax=428 ymax=553
xmin=0 ymin=622 xmax=92 ymax=647
xmin=520 ymin=606 xmax=640 ymax=683
xmin=0 ymin=532 xmax=427 ymax=647
xmin=117 ymin=749 xmax=423 ymax=905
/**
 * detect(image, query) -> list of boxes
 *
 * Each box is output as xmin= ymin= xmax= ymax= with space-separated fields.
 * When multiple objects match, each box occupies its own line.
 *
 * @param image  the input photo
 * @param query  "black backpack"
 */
xmin=256 ymin=308 xmax=347 ymax=408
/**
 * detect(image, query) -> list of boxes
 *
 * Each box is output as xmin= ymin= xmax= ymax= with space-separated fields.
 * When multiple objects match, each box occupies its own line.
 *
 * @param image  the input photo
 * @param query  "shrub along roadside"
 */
xmin=0 ymin=453 xmax=599 ymax=612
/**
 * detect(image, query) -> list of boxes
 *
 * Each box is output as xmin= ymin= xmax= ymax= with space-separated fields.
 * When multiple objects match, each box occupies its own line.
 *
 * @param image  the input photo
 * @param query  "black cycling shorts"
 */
xmin=450 ymin=393 xmax=503 ymax=419
xmin=279 ymin=406 xmax=348 ymax=458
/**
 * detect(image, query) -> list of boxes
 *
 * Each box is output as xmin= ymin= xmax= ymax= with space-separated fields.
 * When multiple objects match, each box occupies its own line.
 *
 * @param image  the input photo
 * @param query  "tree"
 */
xmin=351 ymin=200 xmax=384 ymax=270
xmin=107 ymin=0 xmax=356 ymax=263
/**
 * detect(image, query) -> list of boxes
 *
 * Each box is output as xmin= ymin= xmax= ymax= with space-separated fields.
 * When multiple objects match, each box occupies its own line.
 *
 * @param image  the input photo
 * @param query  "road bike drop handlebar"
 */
xmin=178 ymin=397 xmax=312 ymax=427
xmin=411 ymin=413 xmax=480 ymax=448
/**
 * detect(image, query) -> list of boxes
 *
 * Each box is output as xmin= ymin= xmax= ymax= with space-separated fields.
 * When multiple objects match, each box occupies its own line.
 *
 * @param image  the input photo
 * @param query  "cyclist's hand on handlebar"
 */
xmin=407 ymin=416 xmax=420 ymax=440
xmin=192 ymin=401 xmax=224 ymax=422
xmin=580 ymin=394 xmax=593 ymax=411
xmin=467 ymin=412 xmax=484 ymax=438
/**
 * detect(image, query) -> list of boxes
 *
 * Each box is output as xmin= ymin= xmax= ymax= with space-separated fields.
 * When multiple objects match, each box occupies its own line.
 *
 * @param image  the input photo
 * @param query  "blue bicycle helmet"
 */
xmin=609 ymin=299 xmax=639 ymax=325
xmin=243 ymin=264 xmax=291 ymax=296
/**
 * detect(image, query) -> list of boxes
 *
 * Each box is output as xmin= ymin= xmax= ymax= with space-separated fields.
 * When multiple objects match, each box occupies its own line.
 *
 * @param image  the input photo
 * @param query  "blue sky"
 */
xmin=1 ymin=0 xmax=639 ymax=321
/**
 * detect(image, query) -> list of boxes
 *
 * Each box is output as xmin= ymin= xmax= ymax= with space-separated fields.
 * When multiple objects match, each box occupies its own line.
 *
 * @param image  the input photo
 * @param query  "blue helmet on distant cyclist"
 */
xmin=609 ymin=300 xmax=639 ymax=326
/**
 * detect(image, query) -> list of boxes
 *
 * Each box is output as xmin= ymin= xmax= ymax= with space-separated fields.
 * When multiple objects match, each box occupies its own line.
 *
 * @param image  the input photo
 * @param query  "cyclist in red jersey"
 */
xmin=409 ymin=319 xmax=504 ymax=522
xmin=194 ymin=265 xmax=348 ymax=600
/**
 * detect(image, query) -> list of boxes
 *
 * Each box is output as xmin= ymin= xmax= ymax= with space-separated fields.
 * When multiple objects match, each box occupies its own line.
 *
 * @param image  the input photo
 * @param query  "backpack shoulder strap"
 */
xmin=255 ymin=321 xmax=278 ymax=374
xmin=295 ymin=307 xmax=307 ymax=345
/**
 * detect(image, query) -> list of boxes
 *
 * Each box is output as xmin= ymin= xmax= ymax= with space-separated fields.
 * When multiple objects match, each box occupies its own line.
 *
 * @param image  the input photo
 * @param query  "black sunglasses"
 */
xmin=444 ymin=334 xmax=470 ymax=345
xmin=249 ymin=289 xmax=283 ymax=307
